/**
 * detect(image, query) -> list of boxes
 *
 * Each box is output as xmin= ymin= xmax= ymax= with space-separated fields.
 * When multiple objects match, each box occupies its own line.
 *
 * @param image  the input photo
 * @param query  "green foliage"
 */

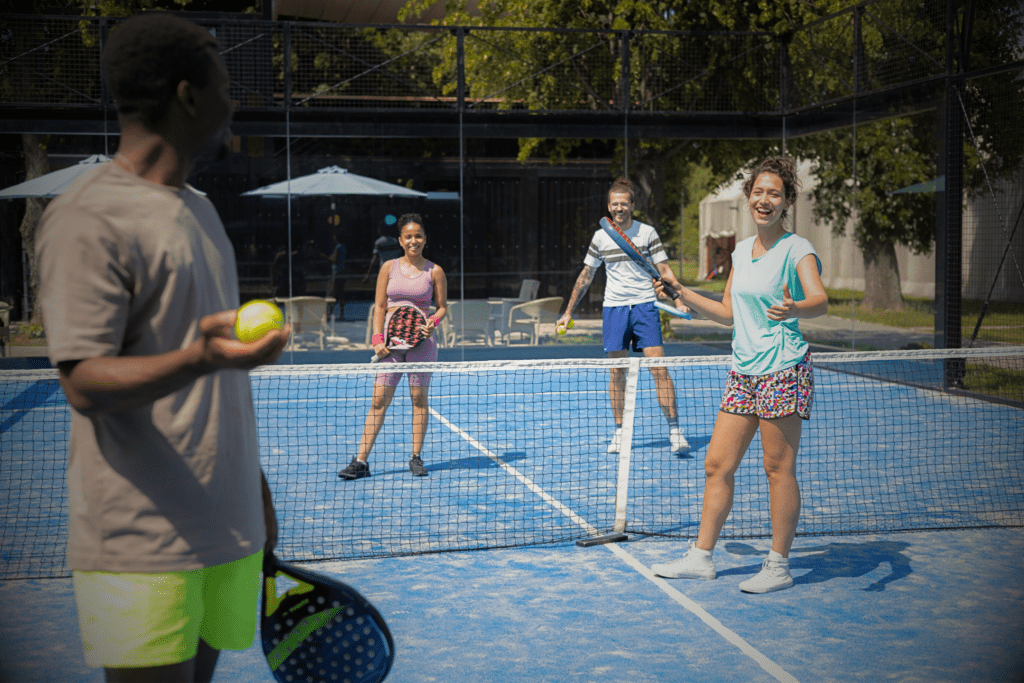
xmin=790 ymin=116 xmax=936 ymax=256
xmin=392 ymin=0 xmax=788 ymax=232
xmin=679 ymin=162 xmax=719 ymax=260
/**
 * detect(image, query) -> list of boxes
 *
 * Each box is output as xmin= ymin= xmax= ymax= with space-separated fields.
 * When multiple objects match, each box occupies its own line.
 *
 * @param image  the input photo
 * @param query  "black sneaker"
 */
xmin=338 ymin=458 xmax=370 ymax=480
xmin=409 ymin=455 xmax=428 ymax=476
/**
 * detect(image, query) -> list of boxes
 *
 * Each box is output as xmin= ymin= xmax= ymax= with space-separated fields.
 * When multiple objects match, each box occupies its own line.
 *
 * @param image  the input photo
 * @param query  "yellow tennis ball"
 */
xmin=557 ymin=324 xmax=567 ymax=335
xmin=234 ymin=300 xmax=284 ymax=343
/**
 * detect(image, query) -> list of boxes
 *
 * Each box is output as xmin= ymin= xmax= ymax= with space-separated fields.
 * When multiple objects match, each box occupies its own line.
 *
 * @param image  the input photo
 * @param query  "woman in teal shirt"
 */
xmin=651 ymin=156 xmax=828 ymax=594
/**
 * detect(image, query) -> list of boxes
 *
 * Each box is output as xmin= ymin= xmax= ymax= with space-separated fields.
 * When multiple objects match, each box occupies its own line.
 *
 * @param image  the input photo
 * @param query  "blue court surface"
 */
xmin=2 ymin=527 xmax=1023 ymax=682
xmin=2 ymin=349 xmax=1023 ymax=682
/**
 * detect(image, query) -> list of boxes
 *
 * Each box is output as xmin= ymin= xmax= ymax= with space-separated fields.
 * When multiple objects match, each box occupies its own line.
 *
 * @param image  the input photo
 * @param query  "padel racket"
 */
xmin=370 ymin=304 xmax=430 ymax=362
xmin=599 ymin=217 xmax=679 ymax=300
xmin=655 ymin=300 xmax=692 ymax=319
xmin=262 ymin=551 xmax=395 ymax=683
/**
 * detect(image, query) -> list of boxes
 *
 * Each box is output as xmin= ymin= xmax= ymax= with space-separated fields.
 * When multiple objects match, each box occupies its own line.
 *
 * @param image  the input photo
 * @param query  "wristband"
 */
xmin=371 ymin=333 xmax=384 ymax=345
xmin=429 ymin=315 xmax=441 ymax=326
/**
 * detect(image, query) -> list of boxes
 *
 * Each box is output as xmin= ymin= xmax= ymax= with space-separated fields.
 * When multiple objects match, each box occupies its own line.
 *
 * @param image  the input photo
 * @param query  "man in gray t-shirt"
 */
xmin=36 ymin=14 xmax=288 ymax=683
xmin=364 ymin=224 xmax=403 ymax=281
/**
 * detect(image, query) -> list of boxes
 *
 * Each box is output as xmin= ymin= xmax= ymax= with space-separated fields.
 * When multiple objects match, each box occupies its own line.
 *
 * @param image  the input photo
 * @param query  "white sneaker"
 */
xmin=669 ymin=427 xmax=690 ymax=454
xmin=607 ymin=427 xmax=622 ymax=453
xmin=739 ymin=556 xmax=793 ymax=594
xmin=651 ymin=542 xmax=716 ymax=580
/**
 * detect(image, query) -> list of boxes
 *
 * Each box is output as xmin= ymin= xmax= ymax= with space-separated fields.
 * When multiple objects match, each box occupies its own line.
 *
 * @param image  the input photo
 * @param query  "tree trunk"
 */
xmin=19 ymin=132 xmax=50 ymax=325
xmin=630 ymin=141 xmax=685 ymax=231
xmin=860 ymin=239 xmax=905 ymax=311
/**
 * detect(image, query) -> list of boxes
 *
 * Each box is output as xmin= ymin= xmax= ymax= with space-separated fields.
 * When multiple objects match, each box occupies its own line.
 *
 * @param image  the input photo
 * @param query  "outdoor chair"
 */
xmin=506 ymin=297 xmax=564 ymax=346
xmin=276 ymin=296 xmax=334 ymax=350
xmin=491 ymin=278 xmax=541 ymax=343
xmin=443 ymin=300 xmax=497 ymax=347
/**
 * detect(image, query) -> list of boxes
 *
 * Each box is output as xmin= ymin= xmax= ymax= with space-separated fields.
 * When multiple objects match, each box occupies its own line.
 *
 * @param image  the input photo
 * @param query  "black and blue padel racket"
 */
xmin=262 ymin=552 xmax=394 ymax=683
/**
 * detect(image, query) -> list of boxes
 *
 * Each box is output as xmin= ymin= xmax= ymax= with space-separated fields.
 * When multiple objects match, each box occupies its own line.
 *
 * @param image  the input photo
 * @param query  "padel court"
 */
xmin=2 ymin=348 xmax=1023 ymax=681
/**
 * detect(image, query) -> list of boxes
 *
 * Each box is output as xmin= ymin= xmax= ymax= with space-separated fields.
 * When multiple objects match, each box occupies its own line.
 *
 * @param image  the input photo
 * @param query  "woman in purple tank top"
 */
xmin=339 ymin=214 xmax=448 ymax=480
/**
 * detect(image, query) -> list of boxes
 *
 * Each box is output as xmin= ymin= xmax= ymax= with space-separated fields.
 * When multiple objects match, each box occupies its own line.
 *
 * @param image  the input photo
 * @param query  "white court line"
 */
xmin=429 ymin=408 xmax=600 ymax=535
xmin=603 ymin=543 xmax=799 ymax=683
xmin=432 ymin=407 xmax=799 ymax=683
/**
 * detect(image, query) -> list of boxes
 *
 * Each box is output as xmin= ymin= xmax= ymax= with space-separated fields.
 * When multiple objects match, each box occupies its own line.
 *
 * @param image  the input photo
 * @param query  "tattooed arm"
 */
xmin=557 ymin=265 xmax=597 ymax=328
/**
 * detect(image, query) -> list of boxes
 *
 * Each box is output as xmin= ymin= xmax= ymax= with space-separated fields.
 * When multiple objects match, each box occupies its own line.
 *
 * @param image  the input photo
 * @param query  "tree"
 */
xmin=791 ymin=117 xmax=937 ymax=310
xmin=786 ymin=0 xmax=1024 ymax=309
xmin=1 ymin=3 xmax=86 ymax=322
xmin=394 ymin=0 xmax=785 ymax=239
xmin=397 ymin=0 xmax=1024 ymax=308
xmin=1 ymin=0 xmax=263 ymax=322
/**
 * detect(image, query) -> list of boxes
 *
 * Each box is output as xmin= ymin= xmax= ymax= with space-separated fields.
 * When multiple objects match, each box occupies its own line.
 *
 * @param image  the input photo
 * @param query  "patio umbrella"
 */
xmin=241 ymin=166 xmax=426 ymax=198
xmin=0 ymin=154 xmax=111 ymax=199
xmin=888 ymin=176 xmax=945 ymax=195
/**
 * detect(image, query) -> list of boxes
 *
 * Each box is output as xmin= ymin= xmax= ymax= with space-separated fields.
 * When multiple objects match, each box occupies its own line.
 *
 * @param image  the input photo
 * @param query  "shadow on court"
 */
xmin=0 ymin=379 xmax=61 ymax=434
xmin=635 ymin=431 xmax=711 ymax=458
xmin=722 ymin=539 xmax=912 ymax=591
xmin=375 ymin=450 xmax=529 ymax=476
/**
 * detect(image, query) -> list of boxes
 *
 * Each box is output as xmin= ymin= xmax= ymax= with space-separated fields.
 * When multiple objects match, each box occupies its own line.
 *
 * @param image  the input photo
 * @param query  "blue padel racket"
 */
xmin=655 ymin=300 xmax=692 ymax=319
xmin=371 ymin=304 xmax=429 ymax=362
xmin=599 ymin=217 xmax=679 ymax=300
xmin=262 ymin=552 xmax=395 ymax=683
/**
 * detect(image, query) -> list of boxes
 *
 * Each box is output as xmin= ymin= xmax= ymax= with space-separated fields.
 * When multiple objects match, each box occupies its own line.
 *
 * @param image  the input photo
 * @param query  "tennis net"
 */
xmin=2 ymin=347 xmax=1022 ymax=579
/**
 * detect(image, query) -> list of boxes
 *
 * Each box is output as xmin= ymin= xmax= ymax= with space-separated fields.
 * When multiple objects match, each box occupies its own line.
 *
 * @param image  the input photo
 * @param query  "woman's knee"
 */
xmin=703 ymin=453 xmax=740 ymax=481
xmin=410 ymin=387 xmax=430 ymax=408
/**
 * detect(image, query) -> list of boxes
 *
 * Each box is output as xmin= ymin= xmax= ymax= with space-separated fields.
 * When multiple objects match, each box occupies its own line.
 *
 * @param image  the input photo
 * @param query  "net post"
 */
xmin=612 ymin=357 xmax=641 ymax=535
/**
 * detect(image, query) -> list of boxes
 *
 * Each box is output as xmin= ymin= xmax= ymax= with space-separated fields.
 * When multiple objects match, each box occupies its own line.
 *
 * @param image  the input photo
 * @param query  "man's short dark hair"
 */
xmin=102 ymin=13 xmax=221 ymax=127
xmin=608 ymin=178 xmax=635 ymax=203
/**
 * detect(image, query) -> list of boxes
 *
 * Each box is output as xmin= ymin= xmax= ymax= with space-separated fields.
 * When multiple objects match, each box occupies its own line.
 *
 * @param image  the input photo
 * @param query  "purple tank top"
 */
xmin=386 ymin=259 xmax=434 ymax=312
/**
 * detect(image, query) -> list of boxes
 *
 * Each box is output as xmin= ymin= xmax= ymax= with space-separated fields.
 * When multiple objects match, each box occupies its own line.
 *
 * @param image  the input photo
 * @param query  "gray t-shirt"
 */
xmin=36 ymin=162 xmax=264 ymax=573
xmin=373 ymin=235 xmax=402 ymax=263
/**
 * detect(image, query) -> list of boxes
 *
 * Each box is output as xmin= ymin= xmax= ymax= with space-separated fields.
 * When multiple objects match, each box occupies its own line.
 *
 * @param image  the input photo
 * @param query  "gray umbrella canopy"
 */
xmin=242 ymin=166 xmax=426 ymax=198
xmin=888 ymin=176 xmax=946 ymax=195
xmin=0 ymin=154 xmax=111 ymax=199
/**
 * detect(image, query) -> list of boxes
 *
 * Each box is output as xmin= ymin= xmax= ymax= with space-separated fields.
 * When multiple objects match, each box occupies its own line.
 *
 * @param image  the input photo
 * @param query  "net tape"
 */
xmin=3 ymin=347 xmax=1022 ymax=579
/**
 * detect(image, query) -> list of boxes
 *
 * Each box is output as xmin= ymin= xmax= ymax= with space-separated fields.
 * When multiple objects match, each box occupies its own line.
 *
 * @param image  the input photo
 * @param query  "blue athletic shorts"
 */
xmin=602 ymin=301 xmax=663 ymax=353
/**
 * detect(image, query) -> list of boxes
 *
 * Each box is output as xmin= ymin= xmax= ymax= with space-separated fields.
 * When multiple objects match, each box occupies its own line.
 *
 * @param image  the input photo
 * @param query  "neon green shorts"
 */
xmin=72 ymin=551 xmax=262 ymax=669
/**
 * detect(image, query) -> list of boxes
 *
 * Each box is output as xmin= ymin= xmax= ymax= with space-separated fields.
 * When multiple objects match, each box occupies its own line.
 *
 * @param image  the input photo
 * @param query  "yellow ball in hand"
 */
xmin=234 ymin=300 xmax=284 ymax=343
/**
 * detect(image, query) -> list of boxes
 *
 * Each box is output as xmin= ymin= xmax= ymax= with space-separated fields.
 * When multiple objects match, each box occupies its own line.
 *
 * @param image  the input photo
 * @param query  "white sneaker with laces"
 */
xmin=670 ymin=427 xmax=690 ymax=454
xmin=739 ymin=556 xmax=793 ymax=593
xmin=607 ymin=427 xmax=622 ymax=454
xmin=651 ymin=541 xmax=716 ymax=580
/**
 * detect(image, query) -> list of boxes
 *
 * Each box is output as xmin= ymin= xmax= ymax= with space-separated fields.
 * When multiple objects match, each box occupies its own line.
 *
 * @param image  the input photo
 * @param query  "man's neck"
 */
xmin=115 ymin=123 xmax=191 ymax=188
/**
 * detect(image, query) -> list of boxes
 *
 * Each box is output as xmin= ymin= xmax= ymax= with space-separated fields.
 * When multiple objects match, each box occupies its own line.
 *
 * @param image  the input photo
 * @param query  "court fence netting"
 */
xmin=2 ymin=346 xmax=1022 ymax=579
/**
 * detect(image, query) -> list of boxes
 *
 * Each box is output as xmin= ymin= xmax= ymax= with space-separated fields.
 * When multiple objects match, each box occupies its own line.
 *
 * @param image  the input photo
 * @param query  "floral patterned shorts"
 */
xmin=720 ymin=351 xmax=813 ymax=420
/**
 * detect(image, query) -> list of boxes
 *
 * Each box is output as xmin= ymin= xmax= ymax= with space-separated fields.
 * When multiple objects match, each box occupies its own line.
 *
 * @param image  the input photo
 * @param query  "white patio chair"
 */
xmin=443 ymin=300 xmax=497 ymax=347
xmin=276 ymin=296 xmax=333 ymax=350
xmin=492 ymin=278 xmax=541 ymax=343
xmin=506 ymin=296 xmax=564 ymax=345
